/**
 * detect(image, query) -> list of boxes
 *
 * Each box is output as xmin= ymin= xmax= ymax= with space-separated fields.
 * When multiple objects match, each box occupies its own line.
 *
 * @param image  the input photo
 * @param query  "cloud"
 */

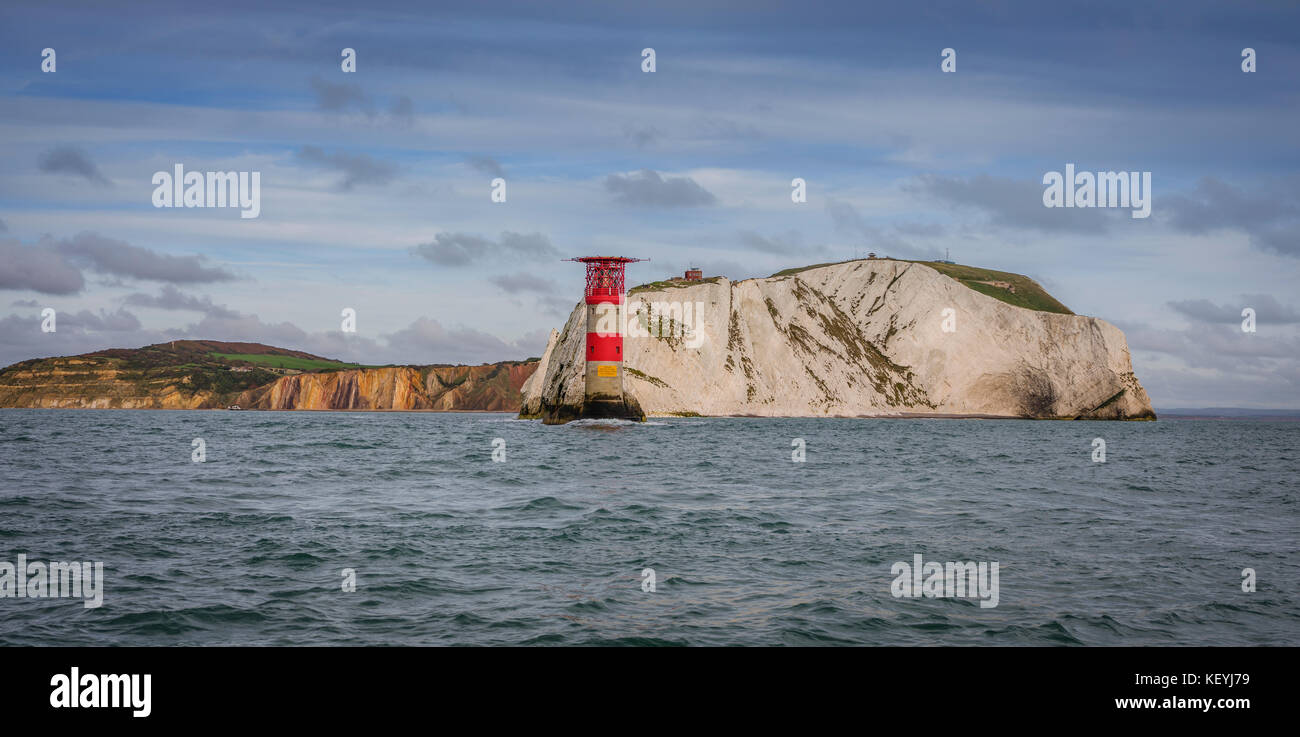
xmin=623 ymin=123 xmax=660 ymax=149
xmin=489 ymin=272 xmax=558 ymax=294
xmin=0 ymin=313 xmax=150 ymax=368
xmin=413 ymin=232 xmax=491 ymax=267
xmin=37 ymin=146 xmax=111 ymax=186
xmin=57 ymin=308 xmax=143 ymax=332
xmin=307 ymin=75 xmax=415 ymax=127
xmin=51 ymin=232 xmax=236 ymax=284
xmin=1114 ymin=317 xmax=1300 ymax=407
xmin=1168 ymin=294 xmax=1300 ymax=325
xmin=465 ymin=155 xmax=505 ymax=179
xmin=905 ymin=174 xmax=1109 ymax=233
xmin=0 ymin=238 xmax=86 ymax=294
xmin=824 ymin=199 xmax=938 ymax=260
xmin=383 ymin=317 xmax=548 ymax=365
xmin=1164 ymin=177 xmax=1300 ymax=257
xmin=182 ymin=311 xmax=311 ymax=348
xmin=389 ymin=95 xmax=414 ymax=125
xmin=0 ymin=304 xmax=143 ymax=337
xmin=826 ymin=198 xmax=870 ymax=235
xmin=0 ymin=231 xmax=237 ymax=293
xmin=1120 ymin=320 xmax=1300 ymax=395
xmin=123 ymin=285 xmax=242 ymax=319
xmin=309 ymin=75 xmax=371 ymax=113
xmin=893 ymin=221 xmax=946 ymax=237
xmin=737 ymin=229 xmax=826 ymax=256
xmin=0 ymin=219 xmax=7 ymax=233
xmin=295 ymin=145 xmax=398 ymax=190
xmin=534 ymin=295 xmax=577 ymax=318
xmin=411 ymin=231 xmax=559 ymax=267
xmin=489 ymin=272 xmax=568 ymax=316
xmin=604 ymin=169 xmax=716 ymax=207
xmin=695 ymin=116 xmax=762 ymax=140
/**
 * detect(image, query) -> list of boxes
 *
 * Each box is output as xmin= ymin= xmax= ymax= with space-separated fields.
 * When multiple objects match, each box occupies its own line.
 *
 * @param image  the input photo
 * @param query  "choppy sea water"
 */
xmin=0 ymin=409 xmax=1296 ymax=646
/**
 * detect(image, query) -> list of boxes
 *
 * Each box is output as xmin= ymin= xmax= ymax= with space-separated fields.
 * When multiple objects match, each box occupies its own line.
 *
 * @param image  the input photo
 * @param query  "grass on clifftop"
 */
xmin=627 ymin=276 xmax=723 ymax=295
xmin=209 ymin=353 xmax=365 ymax=371
xmin=766 ymin=258 xmax=1073 ymax=315
xmin=903 ymin=261 xmax=1073 ymax=315
xmin=768 ymin=261 xmax=853 ymax=279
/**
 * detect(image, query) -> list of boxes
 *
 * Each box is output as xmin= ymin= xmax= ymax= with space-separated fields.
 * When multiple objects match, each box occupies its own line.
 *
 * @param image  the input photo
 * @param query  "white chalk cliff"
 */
xmin=520 ymin=259 xmax=1154 ymax=420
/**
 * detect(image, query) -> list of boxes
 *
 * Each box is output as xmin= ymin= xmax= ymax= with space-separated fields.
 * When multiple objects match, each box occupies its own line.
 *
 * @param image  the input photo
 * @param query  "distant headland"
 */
xmin=521 ymin=257 xmax=1155 ymax=421
xmin=0 ymin=339 xmax=537 ymax=411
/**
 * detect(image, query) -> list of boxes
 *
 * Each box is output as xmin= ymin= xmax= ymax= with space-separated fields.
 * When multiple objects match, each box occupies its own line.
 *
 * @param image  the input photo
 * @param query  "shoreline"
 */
xmin=3 ymin=406 xmax=1156 ymax=420
xmin=5 ymin=406 xmax=1296 ymax=420
xmin=0 ymin=406 xmax=517 ymax=413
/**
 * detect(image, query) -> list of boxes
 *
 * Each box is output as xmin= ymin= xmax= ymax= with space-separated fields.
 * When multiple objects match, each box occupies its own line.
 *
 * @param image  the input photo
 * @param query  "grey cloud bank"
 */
xmin=490 ymin=272 xmax=559 ymax=294
xmin=466 ymin=155 xmax=506 ymax=179
xmin=604 ymin=170 xmax=717 ymax=207
xmin=124 ymin=285 xmax=242 ymax=319
xmin=1169 ymin=294 xmax=1300 ymax=325
xmin=54 ymin=232 xmax=237 ymax=285
xmin=412 ymin=232 xmax=558 ymax=267
xmin=0 ymin=239 xmax=87 ymax=295
xmin=38 ymin=146 xmax=111 ymax=186
xmin=908 ymin=174 xmax=1114 ymax=234
xmin=310 ymin=75 xmax=371 ymax=114
xmin=295 ymin=146 xmax=398 ymax=190
xmin=1165 ymin=177 xmax=1300 ymax=257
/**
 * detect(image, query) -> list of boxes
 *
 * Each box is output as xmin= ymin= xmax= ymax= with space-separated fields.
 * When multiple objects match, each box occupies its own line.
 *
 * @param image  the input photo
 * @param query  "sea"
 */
xmin=1 ymin=409 xmax=1296 ymax=646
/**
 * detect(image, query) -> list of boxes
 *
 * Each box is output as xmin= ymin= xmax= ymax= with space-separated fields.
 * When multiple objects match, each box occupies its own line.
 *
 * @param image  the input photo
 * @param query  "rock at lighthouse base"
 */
xmin=539 ymin=393 xmax=645 ymax=425
xmin=519 ymin=323 xmax=648 ymax=424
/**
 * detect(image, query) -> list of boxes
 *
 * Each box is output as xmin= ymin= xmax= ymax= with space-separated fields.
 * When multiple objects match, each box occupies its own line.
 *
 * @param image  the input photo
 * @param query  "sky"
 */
xmin=0 ymin=0 xmax=1297 ymax=408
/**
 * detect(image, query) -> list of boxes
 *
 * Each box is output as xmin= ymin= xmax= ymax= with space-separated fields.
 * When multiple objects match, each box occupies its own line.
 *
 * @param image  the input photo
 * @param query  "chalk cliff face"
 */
xmin=520 ymin=260 xmax=1154 ymax=420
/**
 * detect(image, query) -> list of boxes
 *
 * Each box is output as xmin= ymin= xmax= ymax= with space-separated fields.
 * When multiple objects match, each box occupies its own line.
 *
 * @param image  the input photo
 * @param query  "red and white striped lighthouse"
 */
xmin=564 ymin=256 xmax=646 ymax=421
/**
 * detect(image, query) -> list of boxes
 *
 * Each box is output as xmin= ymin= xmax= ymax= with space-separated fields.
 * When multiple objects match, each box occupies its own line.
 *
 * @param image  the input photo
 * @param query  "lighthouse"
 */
xmin=556 ymin=256 xmax=647 ymax=423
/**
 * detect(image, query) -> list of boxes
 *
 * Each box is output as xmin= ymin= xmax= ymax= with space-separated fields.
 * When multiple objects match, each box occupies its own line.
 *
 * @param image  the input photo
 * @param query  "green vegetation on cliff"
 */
xmin=628 ymin=276 xmax=722 ymax=295
xmin=209 ymin=352 xmax=366 ymax=371
xmin=905 ymin=261 xmax=1073 ymax=315
xmin=765 ymin=258 xmax=1072 ymax=315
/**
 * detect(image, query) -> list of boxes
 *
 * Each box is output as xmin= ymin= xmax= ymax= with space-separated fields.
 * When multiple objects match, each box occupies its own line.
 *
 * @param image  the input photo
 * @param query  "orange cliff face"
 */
xmin=235 ymin=363 xmax=538 ymax=411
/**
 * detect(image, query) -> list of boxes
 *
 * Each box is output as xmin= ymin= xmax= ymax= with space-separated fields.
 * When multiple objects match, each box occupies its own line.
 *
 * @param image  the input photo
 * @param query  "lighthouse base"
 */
xmin=540 ymin=393 xmax=645 ymax=425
